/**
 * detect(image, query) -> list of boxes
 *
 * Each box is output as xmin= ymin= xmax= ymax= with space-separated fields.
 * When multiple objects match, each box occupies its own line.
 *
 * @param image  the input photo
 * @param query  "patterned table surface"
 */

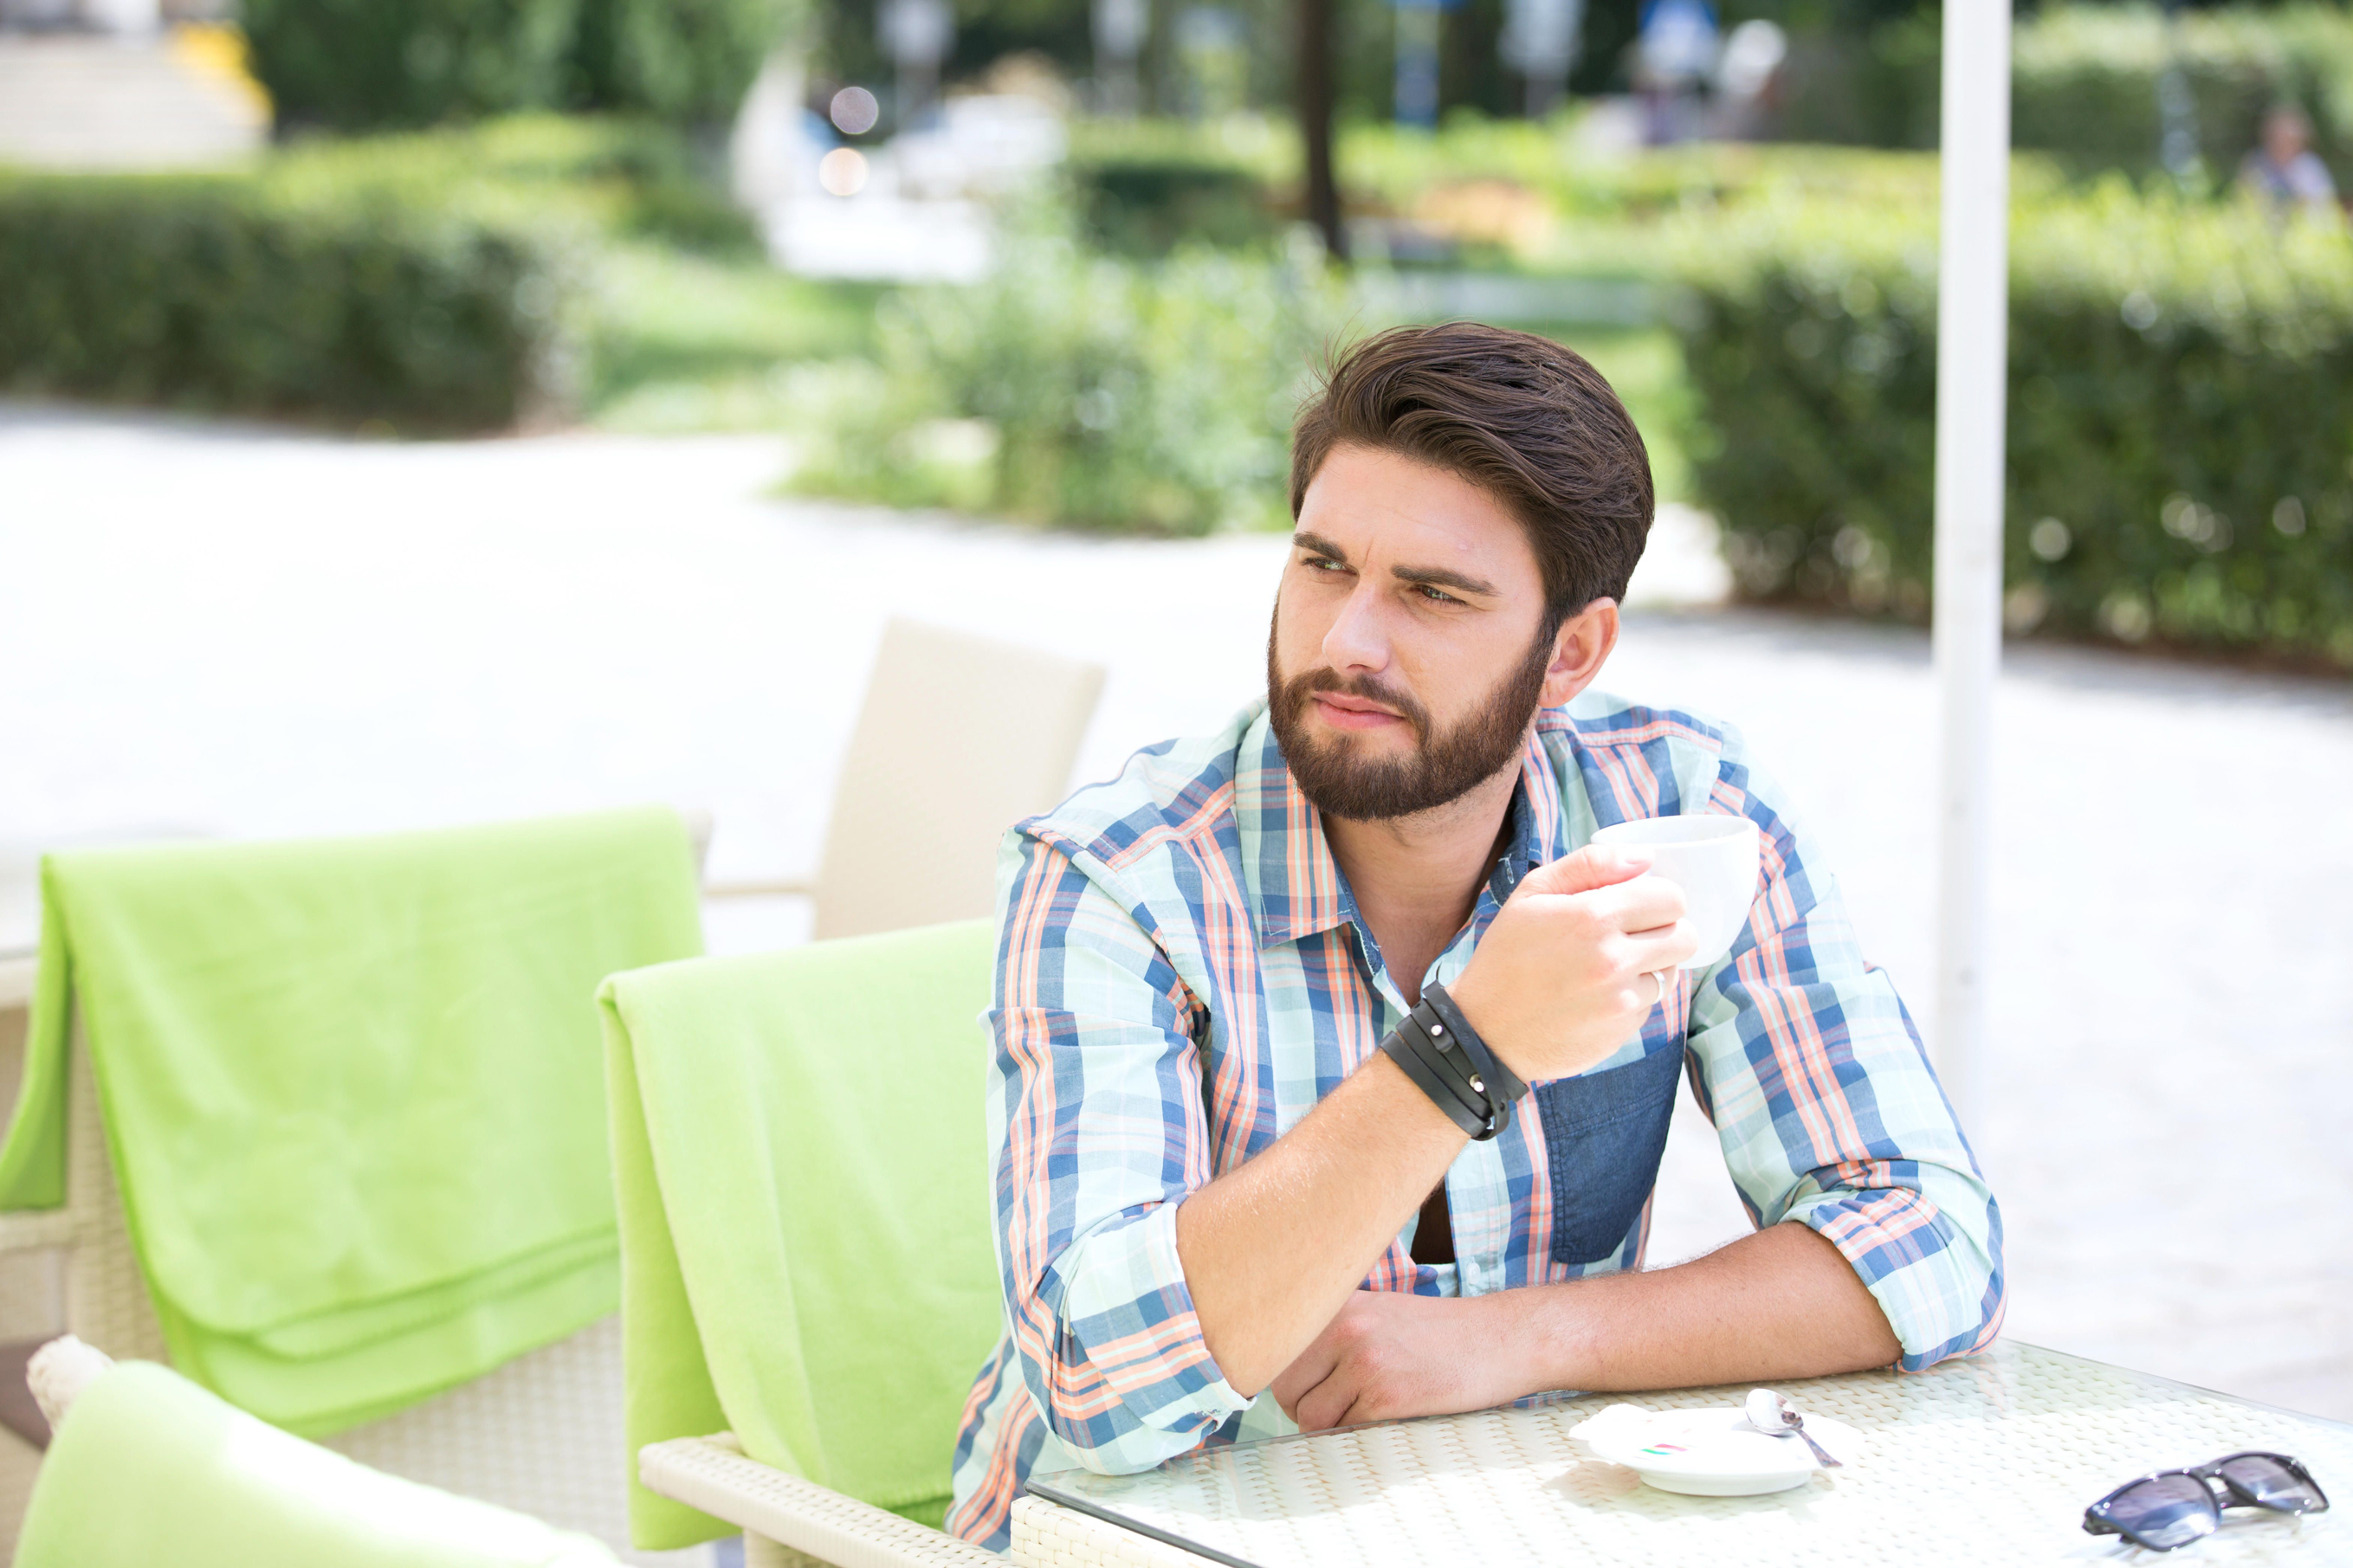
xmin=1013 ymin=1341 xmax=2353 ymax=1567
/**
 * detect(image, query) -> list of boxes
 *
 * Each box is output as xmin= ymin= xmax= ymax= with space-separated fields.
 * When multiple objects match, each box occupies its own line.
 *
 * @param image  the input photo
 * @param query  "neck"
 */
xmin=1322 ymin=754 xmax=1522 ymax=1004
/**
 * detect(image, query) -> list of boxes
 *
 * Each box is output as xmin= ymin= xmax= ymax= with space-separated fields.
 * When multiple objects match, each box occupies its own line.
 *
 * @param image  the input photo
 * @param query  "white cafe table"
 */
xmin=1008 ymin=1342 xmax=2353 ymax=1568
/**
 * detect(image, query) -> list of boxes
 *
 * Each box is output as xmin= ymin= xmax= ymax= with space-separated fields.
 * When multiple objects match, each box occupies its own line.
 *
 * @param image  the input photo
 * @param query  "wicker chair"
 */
xmin=601 ymin=923 xmax=1012 ymax=1568
xmin=701 ymin=617 xmax=1103 ymax=939
xmin=0 ymin=818 xmax=716 ymax=1567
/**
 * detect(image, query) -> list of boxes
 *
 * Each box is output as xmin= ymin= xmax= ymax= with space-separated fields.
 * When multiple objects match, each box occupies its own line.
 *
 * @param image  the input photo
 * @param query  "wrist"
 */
xmin=1511 ymin=1281 xmax=1597 ymax=1395
xmin=1360 ymin=1048 xmax=1477 ymax=1148
xmin=1441 ymin=965 xmax=1526 ymax=1084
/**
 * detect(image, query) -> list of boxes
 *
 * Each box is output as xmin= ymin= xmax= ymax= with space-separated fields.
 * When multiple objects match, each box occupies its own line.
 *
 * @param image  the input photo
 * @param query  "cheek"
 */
xmin=1272 ymin=584 xmax=1330 ymax=672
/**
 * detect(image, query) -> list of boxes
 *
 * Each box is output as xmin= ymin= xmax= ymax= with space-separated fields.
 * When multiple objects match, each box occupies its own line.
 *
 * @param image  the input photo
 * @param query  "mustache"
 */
xmin=1283 ymin=666 xmax=1432 ymax=742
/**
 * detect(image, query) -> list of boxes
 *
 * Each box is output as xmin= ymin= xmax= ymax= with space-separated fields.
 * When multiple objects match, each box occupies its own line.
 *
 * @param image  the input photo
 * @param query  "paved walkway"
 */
xmin=5 ymin=405 xmax=2349 ymax=1424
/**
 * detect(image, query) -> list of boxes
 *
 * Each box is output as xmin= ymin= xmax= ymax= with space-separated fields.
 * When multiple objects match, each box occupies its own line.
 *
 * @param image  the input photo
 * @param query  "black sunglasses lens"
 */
xmin=2109 ymin=1474 xmax=2220 ymax=1550
xmin=2218 ymin=1455 xmax=2327 ymax=1513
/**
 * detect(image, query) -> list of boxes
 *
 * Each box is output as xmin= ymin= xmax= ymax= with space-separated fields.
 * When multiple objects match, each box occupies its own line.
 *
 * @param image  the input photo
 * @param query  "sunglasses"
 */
xmin=2083 ymin=1451 xmax=2330 ymax=1552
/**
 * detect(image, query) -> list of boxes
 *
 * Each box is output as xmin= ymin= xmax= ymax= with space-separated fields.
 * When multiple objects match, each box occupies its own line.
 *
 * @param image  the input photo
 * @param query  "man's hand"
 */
xmin=1271 ymin=1291 xmax=1534 ymax=1432
xmin=1269 ymin=1225 xmax=1904 ymax=1436
xmin=1446 ymin=845 xmax=1695 ymax=1085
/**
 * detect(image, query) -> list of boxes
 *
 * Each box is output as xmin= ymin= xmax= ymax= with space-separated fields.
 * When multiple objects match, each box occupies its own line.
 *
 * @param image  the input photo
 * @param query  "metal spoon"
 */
xmin=1744 ymin=1388 xmax=1842 ymax=1468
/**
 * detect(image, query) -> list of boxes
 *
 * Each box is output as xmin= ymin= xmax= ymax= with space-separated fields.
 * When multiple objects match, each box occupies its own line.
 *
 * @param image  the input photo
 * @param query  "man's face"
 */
xmin=1268 ymin=443 xmax=1559 ymax=822
xmin=2266 ymin=109 xmax=2310 ymax=165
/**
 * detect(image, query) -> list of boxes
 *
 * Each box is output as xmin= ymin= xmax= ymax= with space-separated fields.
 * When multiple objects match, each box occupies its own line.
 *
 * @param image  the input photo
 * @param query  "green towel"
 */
xmin=0 ymin=808 xmax=704 ymax=1434
xmin=16 ymin=1358 xmax=620 ymax=1568
xmin=599 ymin=920 xmax=1001 ymax=1550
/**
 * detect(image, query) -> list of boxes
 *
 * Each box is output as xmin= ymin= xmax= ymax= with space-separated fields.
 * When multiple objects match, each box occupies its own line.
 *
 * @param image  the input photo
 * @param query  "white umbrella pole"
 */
xmin=1931 ymin=0 xmax=2012 ymax=1139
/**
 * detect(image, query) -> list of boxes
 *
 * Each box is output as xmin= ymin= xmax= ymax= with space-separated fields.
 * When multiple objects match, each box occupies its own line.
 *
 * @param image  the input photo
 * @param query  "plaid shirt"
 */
xmin=946 ymin=693 xmax=2004 ymax=1550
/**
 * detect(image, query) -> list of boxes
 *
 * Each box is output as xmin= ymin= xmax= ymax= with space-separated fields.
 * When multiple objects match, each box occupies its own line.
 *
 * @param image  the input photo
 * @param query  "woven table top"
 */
xmin=1013 ymin=1341 xmax=2353 ymax=1567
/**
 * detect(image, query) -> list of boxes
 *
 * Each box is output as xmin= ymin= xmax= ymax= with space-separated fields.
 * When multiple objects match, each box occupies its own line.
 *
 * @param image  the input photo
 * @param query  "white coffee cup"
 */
xmin=1588 ymin=816 xmax=1762 ymax=970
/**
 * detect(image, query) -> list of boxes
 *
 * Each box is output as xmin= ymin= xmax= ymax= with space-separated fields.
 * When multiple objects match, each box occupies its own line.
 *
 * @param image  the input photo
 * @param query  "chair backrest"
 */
xmin=16 ymin=1354 xmax=618 ymax=1568
xmin=602 ymin=919 xmax=1000 ymax=1545
xmin=0 ymin=811 xmax=705 ymax=1558
xmin=811 ymin=620 xmax=1102 ymax=942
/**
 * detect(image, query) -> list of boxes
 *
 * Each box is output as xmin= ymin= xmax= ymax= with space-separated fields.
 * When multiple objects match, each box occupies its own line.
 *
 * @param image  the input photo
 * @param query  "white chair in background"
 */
xmin=704 ymin=617 xmax=1106 ymax=940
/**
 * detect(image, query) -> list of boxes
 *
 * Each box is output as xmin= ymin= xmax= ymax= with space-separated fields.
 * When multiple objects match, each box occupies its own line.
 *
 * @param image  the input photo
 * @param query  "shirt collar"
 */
xmin=1238 ymin=704 xmax=1568 ymax=950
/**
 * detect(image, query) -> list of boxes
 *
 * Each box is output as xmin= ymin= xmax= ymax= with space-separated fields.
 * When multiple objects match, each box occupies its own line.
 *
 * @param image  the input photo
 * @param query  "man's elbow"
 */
xmin=1031 ymin=1365 xmax=1224 ymax=1475
xmin=1893 ymin=1237 xmax=2007 ymax=1372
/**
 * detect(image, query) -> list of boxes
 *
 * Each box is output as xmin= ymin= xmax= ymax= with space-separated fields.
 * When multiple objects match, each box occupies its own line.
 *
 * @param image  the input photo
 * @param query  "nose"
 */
xmin=1320 ymin=578 xmax=1392 ymax=677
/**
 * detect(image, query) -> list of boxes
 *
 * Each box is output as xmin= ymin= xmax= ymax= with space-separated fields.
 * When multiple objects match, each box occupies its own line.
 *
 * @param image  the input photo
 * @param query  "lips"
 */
xmin=1309 ymin=692 xmax=1406 ymax=730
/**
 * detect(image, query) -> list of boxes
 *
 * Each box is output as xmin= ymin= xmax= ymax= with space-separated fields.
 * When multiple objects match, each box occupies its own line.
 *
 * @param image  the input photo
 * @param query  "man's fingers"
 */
xmin=1269 ymin=1327 xmax=1341 ymax=1417
xmin=1515 ymin=843 xmax=1652 ymax=899
xmin=1621 ymin=920 xmax=1699 ymax=977
xmin=1577 ymin=873 xmax=1689 ymax=935
xmin=1295 ymin=1366 xmax=1359 ymax=1433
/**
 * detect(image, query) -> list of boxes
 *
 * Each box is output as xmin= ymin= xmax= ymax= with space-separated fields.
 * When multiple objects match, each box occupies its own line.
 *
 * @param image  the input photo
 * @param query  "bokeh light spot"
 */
xmin=829 ymin=87 xmax=880 ymax=136
xmin=818 ymin=147 xmax=869 ymax=197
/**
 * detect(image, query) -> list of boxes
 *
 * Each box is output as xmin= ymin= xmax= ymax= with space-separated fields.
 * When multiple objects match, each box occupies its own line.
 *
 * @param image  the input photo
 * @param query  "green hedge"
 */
xmin=1671 ymin=181 xmax=2353 ymax=668
xmin=1063 ymin=119 xmax=1287 ymax=257
xmin=563 ymin=0 xmax=792 ymax=126
xmin=1780 ymin=3 xmax=2353 ymax=190
xmin=2013 ymin=5 xmax=2353 ymax=188
xmin=0 ymin=172 xmax=580 ymax=429
xmin=267 ymin=115 xmax=760 ymax=255
xmin=242 ymin=0 xmax=792 ymax=132
xmin=241 ymin=0 xmax=581 ymax=132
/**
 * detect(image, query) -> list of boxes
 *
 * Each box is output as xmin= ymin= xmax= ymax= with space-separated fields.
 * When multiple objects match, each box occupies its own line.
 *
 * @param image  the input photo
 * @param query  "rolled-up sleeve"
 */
xmin=986 ymin=829 xmax=1251 ymax=1472
xmin=1685 ymin=731 xmax=2006 ymax=1371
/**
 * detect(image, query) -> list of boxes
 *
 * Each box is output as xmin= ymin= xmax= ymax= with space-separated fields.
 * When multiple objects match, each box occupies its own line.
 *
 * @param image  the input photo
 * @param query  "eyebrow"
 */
xmin=1290 ymin=530 xmax=1501 ymax=599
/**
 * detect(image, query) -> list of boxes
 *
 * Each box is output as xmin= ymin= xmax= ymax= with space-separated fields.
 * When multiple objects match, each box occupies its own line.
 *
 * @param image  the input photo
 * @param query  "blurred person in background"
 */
xmin=2239 ymin=103 xmax=2340 ymax=219
xmin=1631 ymin=0 xmax=1717 ymax=144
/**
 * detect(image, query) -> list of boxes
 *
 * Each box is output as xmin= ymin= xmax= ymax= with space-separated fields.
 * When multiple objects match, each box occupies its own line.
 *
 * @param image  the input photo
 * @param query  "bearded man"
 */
xmin=946 ymin=323 xmax=2003 ymax=1551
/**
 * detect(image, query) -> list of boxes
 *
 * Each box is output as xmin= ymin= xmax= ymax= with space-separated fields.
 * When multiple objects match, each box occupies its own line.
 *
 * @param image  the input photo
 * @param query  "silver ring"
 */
xmin=1647 ymin=971 xmax=1670 ymax=1010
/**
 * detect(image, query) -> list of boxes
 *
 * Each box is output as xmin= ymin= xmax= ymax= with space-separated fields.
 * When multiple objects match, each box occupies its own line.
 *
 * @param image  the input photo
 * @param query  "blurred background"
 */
xmin=2 ymin=0 xmax=2349 ymax=1526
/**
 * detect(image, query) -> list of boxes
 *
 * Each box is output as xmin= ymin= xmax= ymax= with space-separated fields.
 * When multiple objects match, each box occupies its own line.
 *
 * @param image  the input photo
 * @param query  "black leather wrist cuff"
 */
xmin=1374 ymin=1024 xmax=1487 ymax=1132
xmin=1422 ymin=982 xmax=1526 ymax=1106
xmin=1384 ymin=1000 xmax=1508 ymax=1140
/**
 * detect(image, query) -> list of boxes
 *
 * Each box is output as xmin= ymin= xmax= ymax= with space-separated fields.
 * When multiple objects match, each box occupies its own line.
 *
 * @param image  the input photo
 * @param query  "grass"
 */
xmin=585 ymin=245 xmax=885 ymax=431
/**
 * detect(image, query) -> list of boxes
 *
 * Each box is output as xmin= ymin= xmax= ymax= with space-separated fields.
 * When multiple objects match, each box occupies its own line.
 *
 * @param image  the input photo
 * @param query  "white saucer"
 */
xmin=1574 ymin=1403 xmax=1865 ymax=1496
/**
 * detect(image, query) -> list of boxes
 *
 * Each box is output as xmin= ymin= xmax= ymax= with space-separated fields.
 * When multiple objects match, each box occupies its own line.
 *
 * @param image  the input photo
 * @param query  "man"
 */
xmin=2239 ymin=103 xmax=2340 ymax=219
xmin=947 ymin=323 xmax=2003 ymax=1551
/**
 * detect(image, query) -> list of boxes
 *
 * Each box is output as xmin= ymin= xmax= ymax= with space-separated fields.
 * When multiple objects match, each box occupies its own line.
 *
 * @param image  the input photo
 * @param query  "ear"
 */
xmin=1538 ymin=597 xmax=1620 ymax=709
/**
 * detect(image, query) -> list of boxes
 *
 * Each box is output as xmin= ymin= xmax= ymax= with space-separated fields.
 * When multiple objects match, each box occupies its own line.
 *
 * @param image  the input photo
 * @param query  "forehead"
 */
xmin=1294 ymin=443 xmax=1542 ymax=594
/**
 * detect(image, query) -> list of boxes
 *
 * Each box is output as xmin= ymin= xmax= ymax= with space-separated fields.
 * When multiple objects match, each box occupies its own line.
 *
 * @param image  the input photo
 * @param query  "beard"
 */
xmin=1266 ymin=611 xmax=1554 ymax=823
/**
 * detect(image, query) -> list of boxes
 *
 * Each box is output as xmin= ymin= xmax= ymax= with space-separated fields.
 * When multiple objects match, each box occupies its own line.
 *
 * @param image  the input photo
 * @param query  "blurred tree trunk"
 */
xmin=1297 ymin=0 xmax=1348 ymax=261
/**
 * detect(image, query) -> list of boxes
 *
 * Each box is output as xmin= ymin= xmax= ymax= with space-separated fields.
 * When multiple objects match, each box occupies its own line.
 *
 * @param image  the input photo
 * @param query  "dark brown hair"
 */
xmin=1289 ymin=322 xmax=1654 ymax=625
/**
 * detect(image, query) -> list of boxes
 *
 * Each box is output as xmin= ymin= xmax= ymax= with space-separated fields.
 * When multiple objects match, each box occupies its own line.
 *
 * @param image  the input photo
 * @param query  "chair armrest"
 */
xmin=637 ymin=1436 xmax=998 ymax=1568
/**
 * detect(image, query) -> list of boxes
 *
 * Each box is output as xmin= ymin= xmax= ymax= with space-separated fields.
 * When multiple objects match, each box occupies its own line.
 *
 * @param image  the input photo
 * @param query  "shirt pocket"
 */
xmin=1533 ymin=1039 xmax=1686 ymax=1268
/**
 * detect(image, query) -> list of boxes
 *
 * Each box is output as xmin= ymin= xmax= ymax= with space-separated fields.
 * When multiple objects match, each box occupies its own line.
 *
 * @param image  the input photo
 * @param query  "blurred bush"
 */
xmin=1782 ymin=3 xmax=2353 ymax=188
xmin=268 ymin=114 xmax=761 ymax=255
xmin=785 ymin=223 xmax=1349 ymax=534
xmin=1065 ymin=119 xmax=1286 ymax=256
xmin=2013 ymin=4 xmax=2353 ymax=188
xmin=562 ymin=0 xmax=795 ymax=126
xmin=0 ymin=171 xmax=579 ymax=429
xmin=241 ymin=0 xmax=792 ymax=132
xmin=241 ymin=0 xmax=582 ymax=131
xmin=1671 ymin=178 xmax=2353 ymax=668
xmin=0 ymin=118 xmax=766 ymax=430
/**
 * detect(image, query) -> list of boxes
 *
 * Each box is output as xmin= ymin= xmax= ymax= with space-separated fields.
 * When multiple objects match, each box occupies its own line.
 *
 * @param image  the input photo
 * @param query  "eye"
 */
xmin=1300 ymin=554 xmax=1350 ymax=575
xmin=1413 ymin=584 xmax=1463 ymax=605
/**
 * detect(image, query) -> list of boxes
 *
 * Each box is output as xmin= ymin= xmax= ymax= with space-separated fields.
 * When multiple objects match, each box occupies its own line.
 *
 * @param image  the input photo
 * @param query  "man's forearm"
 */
xmin=1512 ymin=1220 xmax=1902 ymax=1392
xmin=1175 ymin=1050 xmax=1466 ymax=1396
